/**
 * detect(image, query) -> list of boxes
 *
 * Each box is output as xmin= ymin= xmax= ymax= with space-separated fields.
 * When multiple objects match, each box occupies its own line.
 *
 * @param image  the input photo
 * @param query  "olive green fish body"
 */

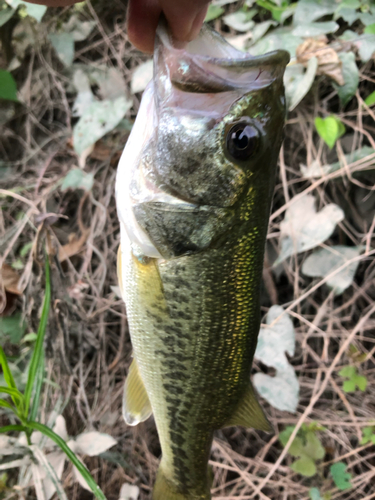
xmin=116 ymin=20 xmax=289 ymax=500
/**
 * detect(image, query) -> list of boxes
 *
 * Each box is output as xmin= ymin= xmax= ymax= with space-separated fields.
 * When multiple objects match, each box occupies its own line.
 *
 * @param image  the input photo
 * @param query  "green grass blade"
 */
xmin=29 ymin=354 xmax=45 ymax=422
xmin=24 ymin=256 xmax=51 ymax=417
xmin=0 ymin=424 xmax=26 ymax=434
xmin=0 ymin=346 xmax=19 ymax=408
xmin=0 ymin=398 xmax=17 ymax=414
xmin=0 ymin=385 xmax=25 ymax=411
xmin=27 ymin=421 xmax=107 ymax=500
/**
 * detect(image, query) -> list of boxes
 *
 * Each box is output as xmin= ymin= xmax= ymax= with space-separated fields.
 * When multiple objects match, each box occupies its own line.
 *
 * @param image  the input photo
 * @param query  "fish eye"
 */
xmin=226 ymin=122 xmax=259 ymax=161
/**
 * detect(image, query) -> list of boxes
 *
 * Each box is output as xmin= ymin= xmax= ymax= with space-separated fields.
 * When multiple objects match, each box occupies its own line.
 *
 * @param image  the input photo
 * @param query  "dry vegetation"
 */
xmin=0 ymin=1 xmax=375 ymax=499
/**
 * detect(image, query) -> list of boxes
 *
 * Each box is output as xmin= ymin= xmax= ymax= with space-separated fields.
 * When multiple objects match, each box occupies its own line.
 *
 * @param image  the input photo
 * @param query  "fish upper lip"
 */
xmin=156 ymin=18 xmax=290 ymax=69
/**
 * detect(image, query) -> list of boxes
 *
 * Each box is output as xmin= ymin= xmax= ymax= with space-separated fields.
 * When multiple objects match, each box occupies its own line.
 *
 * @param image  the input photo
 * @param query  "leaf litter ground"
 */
xmin=0 ymin=1 xmax=375 ymax=499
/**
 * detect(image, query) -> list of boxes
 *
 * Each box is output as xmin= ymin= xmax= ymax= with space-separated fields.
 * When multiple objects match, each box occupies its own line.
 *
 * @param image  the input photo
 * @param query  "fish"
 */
xmin=116 ymin=18 xmax=289 ymax=500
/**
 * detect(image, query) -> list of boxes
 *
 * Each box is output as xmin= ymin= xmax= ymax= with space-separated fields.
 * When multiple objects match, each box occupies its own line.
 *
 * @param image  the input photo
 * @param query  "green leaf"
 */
xmin=5 ymin=0 xmax=46 ymax=21
xmin=0 ymin=6 xmax=15 ymax=27
xmin=304 ymin=432 xmax=325 ymax=460
xmin=223 ymin=10 xmax=255 ymax=32
xmin=61 ymin=168 xmax=94 ymax=192
xmin=333 ymin=52 xmax=359 ymax=106
xmin=27 ymin=421 xmax=107 ymax=500
xmin=354 ymin=375 xmax=367 ymax=391
xmin=49 ymin=33 xmax=75 ymax=67
xmin=339 ymin=365 xmax=356 ymax=378
xmin=0 ymin=424 xmax=25 ymax=434
xmin=249 ymin=28 xmax=303 ymax=58
xmin=286 ymin=57 xmax=318 ymax=111
xmin=20 ymin=242 xmax=33 ymax=257
xmin=0 ymin=385 xmax=24 ymax=411
xmin=205 ymin=5 xmax=224 ymax=22
xmin=360 ymin=426 xmax=375 ymax=445
xmin=291 ymin=456 xmax=317 ymax=477
xmin=0 ymin=313 xmax=26 ymax=344
xmin=302 ymin=246 xmax=363 ymax=295
xmin=0 ymin=70 xmax=18 ymax=102
xmin=364 ymin=23 xmax=375 ymax=34
xmin=315 ymin=116 xmax=345 ymax=149
xmin=73 ymin=97 xmax=132 ymax=156
xmin=292 ymin=21 xmax=339 ymax=37
xmin=24 ymin=257 xmax=50 ymax=418
xmin=330 ymin=462 xmax=352 ymax=490
xmin=0 ymin=398 xmax=17 ymax=413
xmin=309 ymin=487 xmax=323 ymax=500
xmin=364 ymin=91 xmax=375 ymax=107
xmin=0 ymin=347 xmax=18 ymax=395
xmin=279 ymin=427 xmax=305 ymax=456
xmin=294 ymin=0 xmax=337 ymax=25
xmin=343 ymin=379 xmax=356 ymax=392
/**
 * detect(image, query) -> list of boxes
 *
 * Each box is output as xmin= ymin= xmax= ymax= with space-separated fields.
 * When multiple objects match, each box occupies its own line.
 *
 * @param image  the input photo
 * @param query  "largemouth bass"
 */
xmin=116 ymin=19 xmax=289 ymax=500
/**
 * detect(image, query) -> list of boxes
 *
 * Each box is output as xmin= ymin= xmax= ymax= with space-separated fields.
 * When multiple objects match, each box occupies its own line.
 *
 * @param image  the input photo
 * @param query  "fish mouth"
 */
xmin=155 ymin=17 xmax=290 ymax=93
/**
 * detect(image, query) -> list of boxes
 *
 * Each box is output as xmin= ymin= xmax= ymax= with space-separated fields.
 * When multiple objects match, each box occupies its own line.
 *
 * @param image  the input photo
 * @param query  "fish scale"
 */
xmin=116 ymin=19 xmax=289 ymax=500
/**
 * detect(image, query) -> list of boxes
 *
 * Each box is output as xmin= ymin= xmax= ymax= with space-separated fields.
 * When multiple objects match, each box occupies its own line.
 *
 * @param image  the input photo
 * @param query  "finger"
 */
xmin=127 ymin=0 xmax=161 ymax=54
xmin=160 ymin=0 xmax=210 ymax=42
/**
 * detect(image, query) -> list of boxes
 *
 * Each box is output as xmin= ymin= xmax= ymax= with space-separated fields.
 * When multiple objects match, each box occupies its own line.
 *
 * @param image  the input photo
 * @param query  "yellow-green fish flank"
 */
xmin=116 ymin=19 xmax=289 ymax=500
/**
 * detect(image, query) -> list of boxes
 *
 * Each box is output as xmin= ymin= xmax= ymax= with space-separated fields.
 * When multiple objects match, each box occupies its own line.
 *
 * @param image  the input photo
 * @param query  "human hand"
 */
xmin=127 ymin=0 xmax=210 ymax=53
xmin=25 ymin=0 xmax=211 ymax=53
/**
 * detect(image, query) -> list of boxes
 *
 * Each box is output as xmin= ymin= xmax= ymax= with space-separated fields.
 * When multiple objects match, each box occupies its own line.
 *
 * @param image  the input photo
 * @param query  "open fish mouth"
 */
xmin=155 ymin=17 xmax=290 ymax=94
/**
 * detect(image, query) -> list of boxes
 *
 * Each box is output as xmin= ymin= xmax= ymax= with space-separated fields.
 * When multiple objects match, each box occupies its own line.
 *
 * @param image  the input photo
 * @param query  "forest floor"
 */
xmin=1 ymin=1 xmax=375 ymax=499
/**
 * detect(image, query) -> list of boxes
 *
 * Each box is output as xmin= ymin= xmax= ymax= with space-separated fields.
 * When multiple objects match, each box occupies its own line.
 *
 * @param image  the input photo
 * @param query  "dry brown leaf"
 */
xmin=1 ymin=263 xmax=21 ymax=295
xmin=89 ymin=140 xmax=123 ymax=166
xmin=296 ymin=38 xmax=344 ymax=86
xmin=58 ymin=229 xmax=90 ymax=262
xmin=0 ymin=263 xmax=22 ymax=315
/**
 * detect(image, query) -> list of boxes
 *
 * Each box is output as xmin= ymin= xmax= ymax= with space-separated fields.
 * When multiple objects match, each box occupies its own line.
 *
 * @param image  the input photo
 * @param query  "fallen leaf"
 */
xmin=131 ymin=60 xmax=153 ymax=94
xmin=5 ymin=0 xmax=46 ymax=22
xmin=254 ymin=364 xmax=299 ymax=412
xmin=254 ymin=305 xmax=299 ymax=412
xmin=223 ymin=11 xmax=255 ymax=32
xmin=204 ymin=5 xmax=224 ymax=22
xmin=49 ymin=33 xmax=75 ymax=67
xmin=255 ymin=305 xmax=295 ymax=371
xmin=119 ymin=483 xmax=140 ymax=500
xmin=302 ymin=245 xmax=363 ymax=295
xmin=58 ymin=229 xmax=90 ymax=262
xmin=333 ymin=52 xmax=359 ymax=107
xmin=292 ymin=21 xmax=339 ymax=38
xmin=275 ymin=195 xmax=344 ymax=265
xmin=1 ymin=263 xmax=21 ymax=295
xmin=286 ymin=57 xmax=318 ymax=111
xmin=73 ymin=97 xmax=132 ymax=156
xmin=296 ymin=38 xmax=344 ymax=85
xmin=300 ymin=159 xmax=331 ymax=178
xmin=73 ymin=431 xmax=117 ymax=456
xmin=61 ymin=168 xmax=94 ymax=192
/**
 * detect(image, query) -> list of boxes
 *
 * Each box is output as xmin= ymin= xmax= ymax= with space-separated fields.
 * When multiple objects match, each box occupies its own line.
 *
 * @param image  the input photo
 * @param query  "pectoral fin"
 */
xmin=122 ymin=358 xmax=152 ymax=426
xmin=224 ymin=383 xmax=272 ymax=432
